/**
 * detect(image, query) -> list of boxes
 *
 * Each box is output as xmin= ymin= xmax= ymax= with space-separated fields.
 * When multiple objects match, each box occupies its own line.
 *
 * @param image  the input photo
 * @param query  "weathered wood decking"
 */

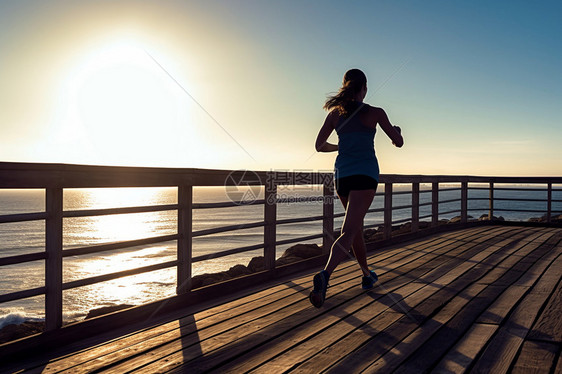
xmin=2 ymin=225 xmax=562 ymax=373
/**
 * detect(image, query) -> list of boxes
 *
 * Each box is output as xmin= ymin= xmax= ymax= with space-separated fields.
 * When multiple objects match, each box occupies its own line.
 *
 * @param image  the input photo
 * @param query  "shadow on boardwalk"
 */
xmin=1 ymin=225 xmax=561 ymax=373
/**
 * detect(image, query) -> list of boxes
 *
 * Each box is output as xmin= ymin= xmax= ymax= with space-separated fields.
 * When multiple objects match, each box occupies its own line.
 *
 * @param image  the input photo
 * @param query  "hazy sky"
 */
xmin=1 ymin=1 xmax=560 ymax=176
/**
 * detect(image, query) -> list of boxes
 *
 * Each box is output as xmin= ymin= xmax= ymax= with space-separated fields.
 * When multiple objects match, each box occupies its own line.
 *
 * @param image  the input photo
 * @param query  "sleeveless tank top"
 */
xmin=334 ymin=110 xmax=380 ymax=181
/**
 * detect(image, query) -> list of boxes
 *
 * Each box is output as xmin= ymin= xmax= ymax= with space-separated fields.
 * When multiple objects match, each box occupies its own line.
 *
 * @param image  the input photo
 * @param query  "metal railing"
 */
xmin=0 ymin=162 xmax=561 ymax=333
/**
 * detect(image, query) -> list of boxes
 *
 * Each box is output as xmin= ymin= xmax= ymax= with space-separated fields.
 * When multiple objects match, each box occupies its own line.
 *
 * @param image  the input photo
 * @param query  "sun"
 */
xmin=55 ymin=40 xmax=192 ymax=166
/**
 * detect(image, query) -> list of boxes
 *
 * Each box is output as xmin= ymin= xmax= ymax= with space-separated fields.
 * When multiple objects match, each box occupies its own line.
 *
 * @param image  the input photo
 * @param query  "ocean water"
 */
xmin=0 ymin=184 xmax=560 ymax=327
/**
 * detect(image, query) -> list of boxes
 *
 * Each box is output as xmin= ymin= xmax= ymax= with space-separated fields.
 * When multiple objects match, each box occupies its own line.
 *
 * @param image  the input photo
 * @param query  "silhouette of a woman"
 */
xmin=310 ymin=68 xmax=404 ymax=308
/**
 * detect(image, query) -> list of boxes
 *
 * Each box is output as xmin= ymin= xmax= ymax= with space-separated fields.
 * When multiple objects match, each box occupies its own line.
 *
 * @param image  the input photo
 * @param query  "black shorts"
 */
xmin=335 ymin=175 xmax=378 ymax=197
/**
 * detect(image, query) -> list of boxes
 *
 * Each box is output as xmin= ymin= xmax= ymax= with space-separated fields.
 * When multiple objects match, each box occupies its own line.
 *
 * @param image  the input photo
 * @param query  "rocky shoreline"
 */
xmin=2 ymin=214 xmax=560 ymax=345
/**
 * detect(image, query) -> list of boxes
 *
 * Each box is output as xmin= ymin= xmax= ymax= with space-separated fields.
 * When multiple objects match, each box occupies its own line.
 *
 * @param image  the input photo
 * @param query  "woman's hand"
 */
xmin=373 ymin=107 xmax=403 ymax=148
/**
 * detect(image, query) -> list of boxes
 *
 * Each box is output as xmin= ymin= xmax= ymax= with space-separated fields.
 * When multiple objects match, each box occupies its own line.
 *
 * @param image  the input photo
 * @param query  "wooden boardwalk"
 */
xmin=2 ymin=225 xmax=562 ymax=373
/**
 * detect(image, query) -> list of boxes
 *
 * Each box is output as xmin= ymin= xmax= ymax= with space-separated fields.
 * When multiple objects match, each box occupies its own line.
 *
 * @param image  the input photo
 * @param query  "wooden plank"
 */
xmin=362 ymin=283 xmax=487 ymax=374
xmin=322 ymin=182 xmax=334 ymax=254
xmin=320 ymin=228 xmax=551 ymax=374
xmin=528 ymin=244 xmax=562 ymax=343
xmin=511 ymin=340 xmax=558 ymax=374
xmin=0 ymin=211 xmax=47 ymax=223
xmin=17 ymin=227 xmax=509 ymax=374
xmin=432 ymin=323 xmax=498 ymax=374
xmin=1 ymin=162 xmax=561 ymax=189
xmin=513 ymin=239 xmax=561 ymax=287
xmin=62 ymin=204 xmax=178 ymax=218
xmin=177 ymin=185 xmax=192 ymax=294
xmin=475 ymin=229 xmax=555 ymax=285
xmin=2 ymin=226 xmax=550 ymax=374
xmin=45 ymin=187 xmax=63 ymax=331
xmin=116 ymin=227 xmax=505 ymax=373
xmin=411 ymin=182 xmax=419 ymax=232
xmin=252 ymin=277 xmax=453 ymax=373
xmin=39 ymin=229 xmax=451 ymax=373
xmin=477 ymin=286 xmax=529 ymax=324
xmin=0 ymin=251 xmax=46 ymax=267
xmin=470 ymin=252 xmax=562 ymax=373
xmin=555 ymin=350 xmax=562 ymax=374
xmin=487 ymin=232 xmax=559 ymax=288
xmin=478 ymin=238 xmax=560 ymax=325
xmin=17 ymin=245 xmax=371 ymax=372
xmin=281 ymin=229 xmax=528 ymax=374
xmin=264 ymin=184 xmax=277 ymax=270
xmin=291 ymin=260 xmax=500 ymax=374
xmin=63 ymin=234 xmax=180 ymax=258
xmin=385 ymin=230 xmax=559 ymax=372
xmin=247 ymin=282 xmax=429 ymax=374
xmin=489 ymin=182 xmax=494 ymax=218
xmin=183 ymin=234 xmax=484 ymax=374
xmin=527 ymin=258 xmax=562 ymax=342
xmin=432 ymin=182 xmax=439 ymax=227
xmin=461 ymin=181 xmax=468 ymax=223
xmin=101 ymin=230 xmax=470 ymax=373
xmin=392 ymin=285 xmax=507 ymax=373
xmin=384 ymin=182 xmax=393 ymax=239
xmin=62 ymin=260 xmax=178 ymax=290
xmin=0 ymin=286 xmax=46 ymax=304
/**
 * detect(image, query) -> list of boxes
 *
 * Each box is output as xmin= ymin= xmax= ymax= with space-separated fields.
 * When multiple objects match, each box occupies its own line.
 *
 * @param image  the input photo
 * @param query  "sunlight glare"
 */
xmin=84 ymin=187 xmax=166 ymax=242
xmin=59 ymin=40 xmax=189 ymax=165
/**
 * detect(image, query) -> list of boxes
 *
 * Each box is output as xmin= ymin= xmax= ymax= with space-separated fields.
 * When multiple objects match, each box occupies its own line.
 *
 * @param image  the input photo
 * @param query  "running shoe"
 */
xmin=361 ymin=270 xmax=378 ymax=289
xmin=309 ymin=270 xmax=329 ymax=308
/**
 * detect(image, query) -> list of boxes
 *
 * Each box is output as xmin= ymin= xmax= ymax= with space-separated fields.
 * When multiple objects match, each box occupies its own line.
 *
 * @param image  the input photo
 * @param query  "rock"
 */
xmin=364 ymin=228 xmax=377 ymax=237
xmin=279 ymin=244 xmax=321 ymax=259
xmin=276 ymin=255 xmax=302 ymax=267
xmin=479 ymin=214 xmax=504 ymax=221
xmin=201 ymin=273 xmax=231 ymax=287
xmin=449 ymin=216 xmax=475 ymax=224
xmin=397 ymin=222 xmax=412 ymax=234
xmin=248 ymin=256 xmax=265 ymax=272
xmin=191 ymin=272 xmax=232 ymax=288
xmin=226 ymin=264 xmax=252 ymax=277
xmin=528 ymin=214 xmax=562 ymax=223
xmin=0 ymin=321 xmax=44 ymax=344
xmin=85 ymin=304 xmax=134 ymax=319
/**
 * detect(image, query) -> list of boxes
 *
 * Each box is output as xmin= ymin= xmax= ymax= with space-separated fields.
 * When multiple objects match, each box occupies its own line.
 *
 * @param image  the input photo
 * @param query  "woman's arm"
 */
xmin=374 ymin=107 xmax=404 ymax=148
xmin=315 ymin=111 xmax=338 ymax=152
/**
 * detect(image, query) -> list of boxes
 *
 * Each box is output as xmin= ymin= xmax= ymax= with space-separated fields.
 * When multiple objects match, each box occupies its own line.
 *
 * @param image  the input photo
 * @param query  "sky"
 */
xmin=0 ymin=0 xmax=560 ymax=176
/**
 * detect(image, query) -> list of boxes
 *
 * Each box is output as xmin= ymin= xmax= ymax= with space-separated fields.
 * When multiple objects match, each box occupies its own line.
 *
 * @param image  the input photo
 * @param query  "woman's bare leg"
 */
xmin=350 ymin=223 xmax=370 ymax=276
xmin=324 ymin=189 xmax=375 ymax=276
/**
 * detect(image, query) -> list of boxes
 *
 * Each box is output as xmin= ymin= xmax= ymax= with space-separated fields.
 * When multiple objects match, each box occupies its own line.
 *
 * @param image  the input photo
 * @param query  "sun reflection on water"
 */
xmin=62 ymin=188 xmax=178 ymax=320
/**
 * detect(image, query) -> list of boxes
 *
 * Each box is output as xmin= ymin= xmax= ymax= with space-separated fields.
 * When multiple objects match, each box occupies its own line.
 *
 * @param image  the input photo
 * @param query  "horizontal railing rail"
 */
xmin=0 ymin=162 xmax=561 ymax=338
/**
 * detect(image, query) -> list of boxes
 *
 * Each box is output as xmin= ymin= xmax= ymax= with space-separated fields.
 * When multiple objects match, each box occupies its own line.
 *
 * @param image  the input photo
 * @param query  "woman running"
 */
xmin=310 ymin=68 xmax=404 ymax=308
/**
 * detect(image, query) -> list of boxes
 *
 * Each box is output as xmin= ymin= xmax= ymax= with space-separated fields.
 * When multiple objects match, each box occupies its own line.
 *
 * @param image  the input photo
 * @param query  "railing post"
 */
xmin=384 ymin=183 xmax=393 ymax=240
xmin=546 ymin=182 xmax=552 ymax=223
xmin=264 ymin=182 xmax=277 ymax=271
xmin=432 ymin=182 xmax=439 ymax=227
xmin=489 ymin=182 xmax=494 ymax=219
xmin=322 ymin=180 xmax=334 ymax=255
xmin=411 ymin=182 xmax=419 ymax=233
xmin=45 ymin=188 xmax=63 ymax=331
xmin=461 ymin=181 xmax=468 ymax=224
xmin=177 ymin=185 xmax=193 ymax=294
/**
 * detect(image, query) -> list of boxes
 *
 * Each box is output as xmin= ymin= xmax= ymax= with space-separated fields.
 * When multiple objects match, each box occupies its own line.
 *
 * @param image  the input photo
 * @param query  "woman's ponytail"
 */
xmin=324 ymin=69 xmax=367 ymax=115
